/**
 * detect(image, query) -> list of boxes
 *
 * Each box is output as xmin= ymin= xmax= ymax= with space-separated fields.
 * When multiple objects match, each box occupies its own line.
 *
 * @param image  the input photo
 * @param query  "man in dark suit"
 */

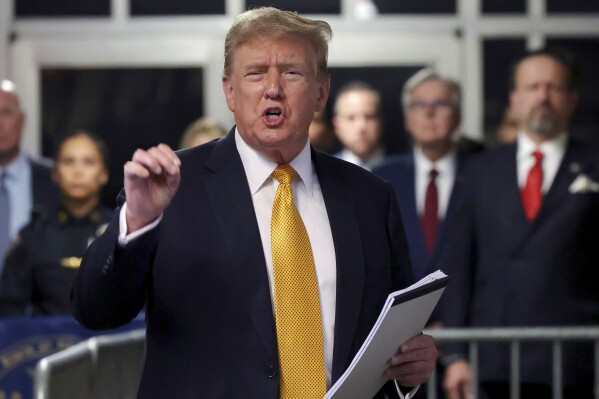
xmin=373 ymin=70 xmax=482 ymax=299
xmin=71 ymin=7 xmax=437 ymax=399
xmin=332 ymin=81 xmax=386 ymax=171
xmin=0 ymin=80 xmax=59 ymax=270
xmin=441 ymin=48 xmax=599 ymax=399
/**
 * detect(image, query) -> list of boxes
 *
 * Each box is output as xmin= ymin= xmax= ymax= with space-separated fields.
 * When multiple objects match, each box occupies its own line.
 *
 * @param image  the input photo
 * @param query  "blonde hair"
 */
xmin=223 ymin=7 xmax=332 ymax=78
xmin=179 ymin=117 xmax=227 ymax=149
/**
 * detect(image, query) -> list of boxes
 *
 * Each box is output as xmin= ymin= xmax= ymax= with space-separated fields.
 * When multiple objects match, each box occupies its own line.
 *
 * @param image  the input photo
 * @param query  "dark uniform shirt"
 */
xmin=0 ymin=204 xmax=112 ymax=316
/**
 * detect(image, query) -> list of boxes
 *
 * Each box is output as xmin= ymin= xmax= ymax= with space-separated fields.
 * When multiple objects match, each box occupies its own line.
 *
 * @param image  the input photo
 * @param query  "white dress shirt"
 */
xmin=517 ymin=131 xmax=567 ymax=193
xmin=1 ymin=153 xmax=34 ymax=239
xmin=234 ymin=131 xmax=338 ymax=387
xmin=335 ymin=147 xmax=385 ymax=171
xmin=413 ymin=146 xmax=457 ymax=220
xmin=119 ymin=132 xmax=418 ymax=398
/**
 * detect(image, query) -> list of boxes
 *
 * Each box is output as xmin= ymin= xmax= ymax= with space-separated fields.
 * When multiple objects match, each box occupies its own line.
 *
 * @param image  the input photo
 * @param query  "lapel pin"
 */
xmin=569 ymin=162 xmax=581 ymax=174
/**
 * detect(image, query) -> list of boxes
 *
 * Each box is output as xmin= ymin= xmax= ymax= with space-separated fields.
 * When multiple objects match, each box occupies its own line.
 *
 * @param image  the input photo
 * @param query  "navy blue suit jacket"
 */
xmin=372 ymin=151 xmax=473 ymax=283
xmin=30 ymin=157 xmax=60 ymax=220
xmin=72 ymin=130 xmax=416 ymax=398
xmin=440 ymin=138 xmax=599 ymax=389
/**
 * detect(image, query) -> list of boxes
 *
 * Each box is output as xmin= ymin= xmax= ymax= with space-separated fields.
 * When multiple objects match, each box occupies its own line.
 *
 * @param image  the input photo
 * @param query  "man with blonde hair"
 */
xmin=73 ymin=7 xmax=437 ymax=399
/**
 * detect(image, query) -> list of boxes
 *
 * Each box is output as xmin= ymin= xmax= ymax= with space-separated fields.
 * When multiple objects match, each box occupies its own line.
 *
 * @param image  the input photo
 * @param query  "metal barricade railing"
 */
xmin=424 ymin=327 xmax=599 ymax=399
xmin=34 ymin=329 xmax=146 ymax=399
xmin=34 ymin=326 xmax=599 ymax=398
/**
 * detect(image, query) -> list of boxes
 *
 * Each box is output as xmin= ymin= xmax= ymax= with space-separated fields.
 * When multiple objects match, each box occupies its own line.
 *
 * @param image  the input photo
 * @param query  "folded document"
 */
xmin=324 ymin=270 xmax=449 ymax=399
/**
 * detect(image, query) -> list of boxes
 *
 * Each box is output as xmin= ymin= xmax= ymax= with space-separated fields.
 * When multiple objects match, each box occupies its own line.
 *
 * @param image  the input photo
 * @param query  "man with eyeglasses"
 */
xmin=373 ymin=69 xmax=482 ymax=303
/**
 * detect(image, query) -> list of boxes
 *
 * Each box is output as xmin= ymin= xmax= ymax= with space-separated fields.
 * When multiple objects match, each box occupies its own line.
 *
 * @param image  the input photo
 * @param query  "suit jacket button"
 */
xmin=267 ymin=365 xmax=277 ymax=378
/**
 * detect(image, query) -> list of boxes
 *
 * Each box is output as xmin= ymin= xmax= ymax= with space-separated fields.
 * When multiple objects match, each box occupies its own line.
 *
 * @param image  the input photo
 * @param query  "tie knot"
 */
xmin=533 ymin=150 xmax=544 ymax=162
xmin=429 ymin=168 xmax=438 ymax=180
xmin=273 ymin=164 xmax=297 ymax=185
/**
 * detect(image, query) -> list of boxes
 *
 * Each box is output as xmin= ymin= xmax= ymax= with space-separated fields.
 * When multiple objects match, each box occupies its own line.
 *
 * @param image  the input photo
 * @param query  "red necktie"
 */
xmin=521 ymin=150 xmax=544 ymax=220
xmin=422 ymin=169 xmax=439 ymax=254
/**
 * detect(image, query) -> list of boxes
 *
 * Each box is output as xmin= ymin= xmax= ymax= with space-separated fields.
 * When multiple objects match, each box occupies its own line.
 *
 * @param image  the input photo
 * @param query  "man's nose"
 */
xmin=537 ymin=85 xmax=551 ymax=101
xmin=424 ymin=104 xmax=436 ymax=117
xmin=264 ymin=73 xmax=283 ymax=99
xmin=357 ymin=115 xmax=369 ymax=127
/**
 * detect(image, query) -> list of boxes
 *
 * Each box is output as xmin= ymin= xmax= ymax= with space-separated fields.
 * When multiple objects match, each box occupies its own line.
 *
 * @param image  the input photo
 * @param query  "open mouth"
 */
xmin=263 ymin=108 xmax=283 ymax=125
xmin=265 ymin=108 xmax=282 ymax=120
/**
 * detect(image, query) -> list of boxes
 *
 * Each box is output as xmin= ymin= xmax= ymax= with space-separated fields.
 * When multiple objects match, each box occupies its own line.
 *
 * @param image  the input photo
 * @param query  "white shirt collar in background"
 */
xmin=516 ymin=131 xmax=567 ymax=193
xmin=413 ymin=145 xmax=457 ymax=219
xmin=2 ymin=152 xmax=33 ymax=238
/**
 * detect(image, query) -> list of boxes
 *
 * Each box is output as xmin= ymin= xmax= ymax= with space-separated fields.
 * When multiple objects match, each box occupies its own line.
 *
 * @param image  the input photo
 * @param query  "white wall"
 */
xmin=5 ymin=0 xmax=599 ymax=155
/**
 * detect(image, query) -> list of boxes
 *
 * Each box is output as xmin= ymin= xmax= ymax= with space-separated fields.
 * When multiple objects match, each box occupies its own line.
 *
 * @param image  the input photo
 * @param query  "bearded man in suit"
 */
xmin=441 ymin=48 xmax=599 ymax=399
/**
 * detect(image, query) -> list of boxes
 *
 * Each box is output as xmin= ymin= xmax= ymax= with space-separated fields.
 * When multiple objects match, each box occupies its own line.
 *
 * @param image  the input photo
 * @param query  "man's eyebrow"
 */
xmin=280 ymin=62 xmax=310 ymax=70
xmin=242 ymin=61 xmax=309 ymax=70
xmin=244 ymin=61 xmax=267 ymax=69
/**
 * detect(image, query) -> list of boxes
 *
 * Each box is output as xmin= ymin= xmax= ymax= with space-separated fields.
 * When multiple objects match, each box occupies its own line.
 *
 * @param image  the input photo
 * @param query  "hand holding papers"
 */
xmin=325 ymin=270 xmax=449 ymax=399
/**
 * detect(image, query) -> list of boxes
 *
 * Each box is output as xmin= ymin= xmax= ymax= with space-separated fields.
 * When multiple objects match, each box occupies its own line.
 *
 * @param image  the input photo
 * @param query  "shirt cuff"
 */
xmin=118 ymin=202 xmax=162 ymax=246
xmin=394 ymin=381 xmax=420 ymax=399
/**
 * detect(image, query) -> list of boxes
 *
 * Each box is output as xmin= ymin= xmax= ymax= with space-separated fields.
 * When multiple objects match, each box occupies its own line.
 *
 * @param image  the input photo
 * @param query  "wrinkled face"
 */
xmin=0 ymin=90 xmax=25 ymax=165
xmin=333 ymin=90 xmax=382 ymax=158
xmin=510 ymin=55 xmax=578 ymax=141
xmin=53 ymin=135 xmax=108 ymax=202
xmin=405 ymin=79 xmax=459 ymax=147
xmin=222 ymin=34 xmax=329 ymax=164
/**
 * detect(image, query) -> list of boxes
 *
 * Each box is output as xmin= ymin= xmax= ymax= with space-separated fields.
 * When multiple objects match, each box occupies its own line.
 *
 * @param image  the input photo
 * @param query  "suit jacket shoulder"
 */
xmin=29 ymin=157 xmax=60 ymax=216
xmin=371 ymin=153 xmax=413 ymax=180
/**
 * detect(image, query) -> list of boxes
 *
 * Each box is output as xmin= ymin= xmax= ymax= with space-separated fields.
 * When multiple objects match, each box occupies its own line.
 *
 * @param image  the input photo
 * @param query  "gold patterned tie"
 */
xmin=271 ymin=164 xmax=326 ymax=399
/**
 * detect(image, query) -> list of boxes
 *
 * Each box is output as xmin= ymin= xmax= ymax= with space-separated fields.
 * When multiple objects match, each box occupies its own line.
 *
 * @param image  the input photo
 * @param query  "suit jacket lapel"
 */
xmin=202 ymin=131 xmax=278 ymax=361
xmin=537 ymin=139 xmax=587 ymax=220
xmin=432 ymin=150 xmax=468 ymax=271
xmin=313 ymin=151 xmax=366 ymax=382
xmin=401 ymin=155 xmax=429 ymax=279
xmin=488 ymin=144 xmax=533 ymax=253
xmin=516 ymin=139 xmax=589 ymax=248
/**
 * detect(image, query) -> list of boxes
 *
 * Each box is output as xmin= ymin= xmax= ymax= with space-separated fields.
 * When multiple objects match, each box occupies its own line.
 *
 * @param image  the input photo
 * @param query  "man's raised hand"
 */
xmin=124 ymin=144 xmax=181 ymax=233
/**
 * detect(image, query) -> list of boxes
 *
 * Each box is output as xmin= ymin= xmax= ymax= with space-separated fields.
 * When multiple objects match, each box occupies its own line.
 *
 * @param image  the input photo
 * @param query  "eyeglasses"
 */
xmin=408 ymin=100 xmax=453 ymax=115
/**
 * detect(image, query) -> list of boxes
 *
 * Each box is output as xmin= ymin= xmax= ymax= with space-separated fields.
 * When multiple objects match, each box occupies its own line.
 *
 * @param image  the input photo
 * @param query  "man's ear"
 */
xmin=315 ymin=78 xmax=330 ymax=113
xmin=222 ymin=75 xmax=235 ymax=112
xmin=509 ymin=89 xmax=518 ymax=110
xmin=568 ymin=91 xmax=579 ymax=114
xmin=331 ymin=115 xmax=339 ymax=136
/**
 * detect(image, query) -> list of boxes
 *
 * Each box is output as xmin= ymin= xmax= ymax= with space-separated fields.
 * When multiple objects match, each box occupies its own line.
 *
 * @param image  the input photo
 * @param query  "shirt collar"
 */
xmin=516 ymin=131 xmax=568 ymax=162
xmin=234 ymin=129 xmax=314 ymax=195
xmin=1 ymin=152 xmax=28 ymax=181
xmin=339 ymin=147 xmax=384 ymax=169
xmin=413 ymin=145 xmax=457 ymax=177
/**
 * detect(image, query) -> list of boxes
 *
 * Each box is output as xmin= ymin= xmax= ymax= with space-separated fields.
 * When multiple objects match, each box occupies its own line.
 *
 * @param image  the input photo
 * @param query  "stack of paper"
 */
xmin=324 ymin=270 xmax=449 ymax=399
